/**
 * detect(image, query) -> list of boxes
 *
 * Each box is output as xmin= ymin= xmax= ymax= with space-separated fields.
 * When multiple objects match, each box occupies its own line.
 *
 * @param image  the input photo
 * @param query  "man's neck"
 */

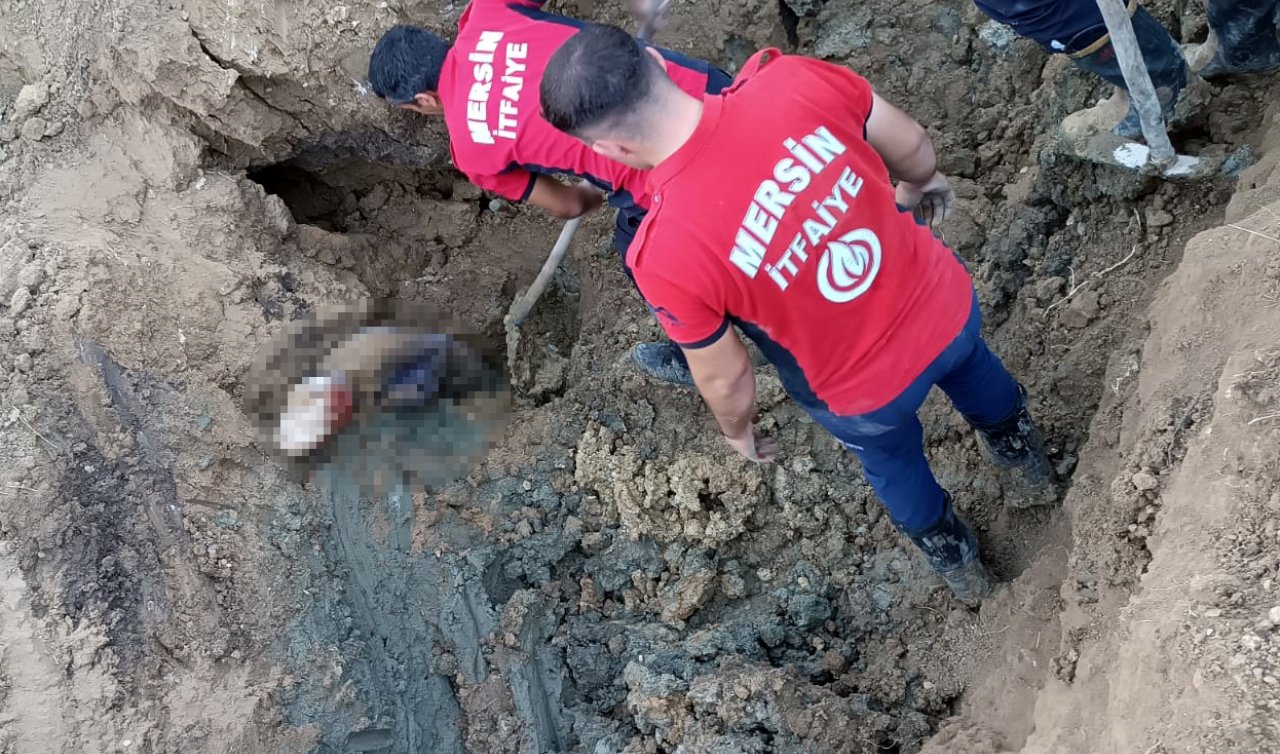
xmin=644 ymin=93 xmax=705 ymax=168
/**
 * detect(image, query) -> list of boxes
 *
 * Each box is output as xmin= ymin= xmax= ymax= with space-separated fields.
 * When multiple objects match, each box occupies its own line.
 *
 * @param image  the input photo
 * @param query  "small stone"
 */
xmin=978 ymin=20 xmax=1018 ymax=51
xmin=1069 ymin=290 xmax=1102 ymax=320
xmin=9 ymin=286 xmax=32 ymax=316
xmin=43 ymin=120 xmax=64 ymax=138
xmin=1033 ymin=275 xmax=1066 ymax=302
xmin=579 ymin=531 xmax=609 ymax=555
xmin=579 ymin=576 xmax=603 ymax=609
xmin=822 ymin=650 xmax=848 ymax=675
xmin=659 ymin=566 xmax=716 ymax=624
xmin=1269 ymin=606 xmax=1280 ymax=624
xmin=13 ymin=353 xmax=32 ymax=372
xmin=12 ymin=82 xmax=50 ymax=120
xmin=1145 ymin=208 xmax=1175 ymax=228
xmin=1131 ymin=471 xmax=1159 ymax=492
xmin=734 ymin=685 xmax=751 ymax=700
xmin=719 ymin=572 xmax=746 ymax=600
xmin=1205 ymin=608 xmax=1223 ymax=618
xmin=17 ymin=264 xmax=44 ymax=291
xmin=514 ymin=519 xmax=533 ymax=539
xmin=20 ymin=117 xmax=48 ymax=141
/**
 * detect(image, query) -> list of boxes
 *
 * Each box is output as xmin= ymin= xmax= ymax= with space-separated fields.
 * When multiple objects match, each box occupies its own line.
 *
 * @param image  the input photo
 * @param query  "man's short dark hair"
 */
xmin=540 ymin=23 xmax=661 ymax=138
xmin=369 ymin=25 xmax=452 ymax=104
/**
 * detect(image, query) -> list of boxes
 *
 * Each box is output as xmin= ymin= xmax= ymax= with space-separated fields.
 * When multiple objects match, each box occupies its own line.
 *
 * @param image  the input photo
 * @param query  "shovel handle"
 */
xmin=508 ymin=214 xmax=584 ymax=328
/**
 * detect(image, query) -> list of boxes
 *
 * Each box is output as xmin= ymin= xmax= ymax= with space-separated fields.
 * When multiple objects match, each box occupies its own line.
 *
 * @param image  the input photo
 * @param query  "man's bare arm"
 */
xmin=683 ymin=328 xmax=778 ymax=462
xmin=525 ymin=175 xmax=604 ymax=219
xmin=865 ymin=93 xmax=954 ymax=228
xmin=865 ymin=93 xmax=937 ymax=184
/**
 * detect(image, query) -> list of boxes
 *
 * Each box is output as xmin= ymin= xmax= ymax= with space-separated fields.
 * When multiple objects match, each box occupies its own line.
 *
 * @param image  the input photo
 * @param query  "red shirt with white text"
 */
xmin=438 ymin=0 xmax=722 ymax=207
xmin=628 ymin=51 xmax=974 ymax=415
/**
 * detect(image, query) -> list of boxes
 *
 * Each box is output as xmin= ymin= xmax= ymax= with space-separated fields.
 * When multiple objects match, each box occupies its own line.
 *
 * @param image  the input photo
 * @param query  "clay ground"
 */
xmin=2 ymin=0 xmax=1280 ymax=752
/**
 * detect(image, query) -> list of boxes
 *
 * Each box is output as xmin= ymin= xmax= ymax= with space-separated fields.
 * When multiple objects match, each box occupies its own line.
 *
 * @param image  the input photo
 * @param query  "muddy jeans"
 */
xmin=1071 ymin=7 xmax=1188 ymax=103
xmin=807 ymin=294 xmax=1021 ymax=532
xmin=1207 ymin=0 xmax=1280 ymax=67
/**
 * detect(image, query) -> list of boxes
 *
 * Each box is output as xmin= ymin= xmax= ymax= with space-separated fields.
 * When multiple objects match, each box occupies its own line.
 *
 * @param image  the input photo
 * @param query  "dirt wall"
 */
xmin=2 ymin=0 xmax=1279 ymax=752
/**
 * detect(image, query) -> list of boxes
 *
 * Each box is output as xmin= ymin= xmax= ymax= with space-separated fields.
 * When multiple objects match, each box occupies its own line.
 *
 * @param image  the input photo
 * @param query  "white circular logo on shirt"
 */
xmin=818 ymin=228 xmax=881 ymax=303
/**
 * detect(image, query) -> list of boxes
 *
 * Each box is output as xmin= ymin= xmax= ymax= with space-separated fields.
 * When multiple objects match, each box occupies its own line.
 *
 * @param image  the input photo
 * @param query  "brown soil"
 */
xmin=2 ymin=0 xmax=1279 ymax=753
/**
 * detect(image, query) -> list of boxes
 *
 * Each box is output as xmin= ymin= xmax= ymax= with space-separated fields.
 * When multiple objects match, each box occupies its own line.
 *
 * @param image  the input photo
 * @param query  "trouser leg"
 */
xmin=613 ymin=206 xmax=692 ymax=376
xmin=1071 ymin=8 xmax=1189 ymax=137
xmin=933 ymin=309 xmax=1053 ymax=496
xmin=1202 ymin=0 xmax=1280 ymax=74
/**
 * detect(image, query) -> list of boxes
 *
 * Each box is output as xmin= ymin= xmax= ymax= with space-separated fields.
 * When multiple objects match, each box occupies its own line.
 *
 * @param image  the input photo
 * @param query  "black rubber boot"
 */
xmin=899 ymin=495 xmax=994 ymax=607
xmin=1199 ymin=0 xmax=1280 ymax=77
xmin=971 ymin=384 xmax=1053 ymax=507
xmin=1072 ymin=7 xmax=1189 ymax=139
xmin=630 ymin=342 xmax=695 ymax=387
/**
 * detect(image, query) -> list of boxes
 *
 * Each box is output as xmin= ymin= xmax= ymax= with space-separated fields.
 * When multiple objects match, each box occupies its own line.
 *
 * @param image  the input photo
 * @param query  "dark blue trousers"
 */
xmin=1206 ymin=0 xmax=1280 ymax=68
xmin=808 ymin=294 xmax=1020 ymax=532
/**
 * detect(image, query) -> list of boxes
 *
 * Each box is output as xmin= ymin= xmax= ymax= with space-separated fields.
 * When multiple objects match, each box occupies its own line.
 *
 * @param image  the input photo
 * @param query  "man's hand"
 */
xmin=724 ymin=423 xmax=779 ymax=463
xmin=628 ymin=0 xmax=671 ymax=35
xmin=895 ymin=170 xmax=955 ymax=230
xmin=573 ymin=182 xmax=605 ymax=216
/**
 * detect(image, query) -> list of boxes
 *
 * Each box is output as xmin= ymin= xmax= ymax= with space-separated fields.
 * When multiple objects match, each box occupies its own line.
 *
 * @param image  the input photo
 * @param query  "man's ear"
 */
xmin=644 ymin=46 xmax=669 ymax=72
xmin=590 ymin=139 xmax=633 ymax=163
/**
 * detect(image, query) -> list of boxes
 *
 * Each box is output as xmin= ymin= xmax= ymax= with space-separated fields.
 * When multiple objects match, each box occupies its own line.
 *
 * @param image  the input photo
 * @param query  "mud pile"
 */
xmin=2 ymin=0 xmax=1279 ymax=752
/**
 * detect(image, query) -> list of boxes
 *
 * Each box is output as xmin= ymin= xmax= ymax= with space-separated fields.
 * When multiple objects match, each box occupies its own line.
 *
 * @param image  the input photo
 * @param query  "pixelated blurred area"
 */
xmin=244 ymin=299 xmax=511 ymax=491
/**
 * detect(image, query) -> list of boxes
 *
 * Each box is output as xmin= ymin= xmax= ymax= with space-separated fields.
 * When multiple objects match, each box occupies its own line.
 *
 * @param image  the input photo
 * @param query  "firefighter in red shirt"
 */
xmin=368 ymin=4 xmax=732 ymax=386
xmin=539 ymin=23 xmax=1054 ymax=604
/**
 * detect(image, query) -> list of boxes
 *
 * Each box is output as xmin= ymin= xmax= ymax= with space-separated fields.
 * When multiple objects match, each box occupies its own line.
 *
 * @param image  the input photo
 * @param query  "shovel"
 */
xmin=502 ymin=0 xmax=673 ymax=384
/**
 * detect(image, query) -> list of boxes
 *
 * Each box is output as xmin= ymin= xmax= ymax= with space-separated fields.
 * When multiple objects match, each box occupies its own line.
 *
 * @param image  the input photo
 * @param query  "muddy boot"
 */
xmin=1069 ymin=7 xmax=1190 ymax=139
xmin=971 ymin=384 xmax=1054 ymax=508
xmin=630 ymin=342 xmax=695 ymax=387
xmin=900 ymin=496 xmax=994 ymax=607
xmin=1197 ymin=0 xmax=1280 ymax=78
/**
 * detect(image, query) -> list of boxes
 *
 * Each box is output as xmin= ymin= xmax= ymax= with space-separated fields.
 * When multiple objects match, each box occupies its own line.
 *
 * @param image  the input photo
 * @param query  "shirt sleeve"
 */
xmin=804 ymin=58 xmax=875 ymax=129
xmin=769 ymin=56 xmax=874 ymax=132
xmin=467 ymin=166 xmax=538 ymax=202
xmin=632 ymin=263 xmax=730 ymax=349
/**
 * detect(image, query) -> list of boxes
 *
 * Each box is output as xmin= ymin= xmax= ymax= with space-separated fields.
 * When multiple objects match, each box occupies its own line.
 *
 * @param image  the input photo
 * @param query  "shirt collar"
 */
xmin=646 ymin=95 xmax=724 ymax=194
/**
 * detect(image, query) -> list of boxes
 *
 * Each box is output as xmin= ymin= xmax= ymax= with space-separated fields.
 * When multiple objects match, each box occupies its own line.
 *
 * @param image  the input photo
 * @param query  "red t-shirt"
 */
xmin=438 ymin=0 xmax=720 ymax=207
xmin=629 ymin=51 xmax=974 ymax=416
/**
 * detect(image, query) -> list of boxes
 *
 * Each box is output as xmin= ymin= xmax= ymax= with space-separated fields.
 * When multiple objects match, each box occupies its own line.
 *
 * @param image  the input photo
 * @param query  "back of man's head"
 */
xmin=540 ymin=23 xmax=665 ymax=140
xmin=369 ymin=25 xmax=451 ymax=104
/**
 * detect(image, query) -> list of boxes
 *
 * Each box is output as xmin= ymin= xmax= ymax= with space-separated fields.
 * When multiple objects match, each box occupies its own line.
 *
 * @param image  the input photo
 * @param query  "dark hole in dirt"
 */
xmin=247 ymin=156 xmax=460 ymax=234
xmin=777 ymin=0 xmax=800 ymax=46
xmin=346 ymin=727 xmax=396 ymax=751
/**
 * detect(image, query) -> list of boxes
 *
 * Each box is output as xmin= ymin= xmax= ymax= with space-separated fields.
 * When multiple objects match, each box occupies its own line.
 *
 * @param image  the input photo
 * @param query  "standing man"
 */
xmin=539 ymin=24 xmax=1053 ymax=604
xmin=368 ymin=3 xmax=733 ymax=386
xmin=971 ymin=0 xmax=1279 ymax=139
